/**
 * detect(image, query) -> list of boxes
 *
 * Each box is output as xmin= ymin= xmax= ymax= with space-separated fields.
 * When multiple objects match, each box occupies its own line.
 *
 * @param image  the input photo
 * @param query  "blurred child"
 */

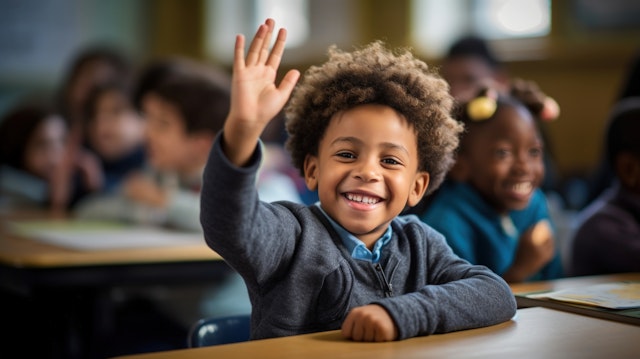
xmin=441 ymin=35 xmax=509 ymax=103
xmin=82 ymin=80 xmax=146 ymax=193
xmin=74 ymin=65 xmax=229 ymax=231
xmin=57 ymin=46 xmax=132 ymax=131
xmin=74 ymin=62 xmax=253 ymax=334
xmin=569 ymin=97 xmax=640 ymax=276
xmin=201 ymin=19 xmax=516 ymax=342
xmin=0 ymin=103 xmax=100 ymax=211
xmin=440 ymin=36 xmax=560 ymax=194
xmin=420 ymin=82 xmax=563 ymax=283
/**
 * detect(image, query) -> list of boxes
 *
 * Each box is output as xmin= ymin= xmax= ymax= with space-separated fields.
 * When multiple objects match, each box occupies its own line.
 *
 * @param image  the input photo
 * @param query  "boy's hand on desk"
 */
xmin=504 ymin=220 xmax=555 ymax=282
xmin=223 ymin=18 xmax=300 ymax=167
xmin=341 ymin=304 xmax=398 ymax=342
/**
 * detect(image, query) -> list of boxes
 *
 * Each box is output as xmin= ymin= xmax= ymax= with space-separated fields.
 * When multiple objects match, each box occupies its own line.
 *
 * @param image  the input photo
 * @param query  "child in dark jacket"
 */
xmin=569 ymin=97 xmax=640 ymax=275
xmin=201 ymin=19 xmax=516 ymax=342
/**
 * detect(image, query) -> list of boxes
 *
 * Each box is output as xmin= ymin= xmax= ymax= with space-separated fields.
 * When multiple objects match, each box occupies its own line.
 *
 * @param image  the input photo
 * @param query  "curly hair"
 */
xmin=284 ymin=41 xmax=463 ymax=195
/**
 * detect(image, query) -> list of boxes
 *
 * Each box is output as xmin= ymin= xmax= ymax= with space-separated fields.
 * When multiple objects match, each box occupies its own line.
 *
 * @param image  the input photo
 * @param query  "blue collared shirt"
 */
xmin=315 ymin=203 xmax=392 ymax=263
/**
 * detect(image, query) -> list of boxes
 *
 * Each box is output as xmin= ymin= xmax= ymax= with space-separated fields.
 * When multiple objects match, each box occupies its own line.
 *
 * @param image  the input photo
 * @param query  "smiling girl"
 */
xmin=420 ymin=82 xmax=564 ymax=282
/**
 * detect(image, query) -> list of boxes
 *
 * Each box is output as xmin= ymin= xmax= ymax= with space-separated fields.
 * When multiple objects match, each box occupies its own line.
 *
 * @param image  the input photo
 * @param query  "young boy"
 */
xmin=200 ymin=19 xmax=516 ymax=342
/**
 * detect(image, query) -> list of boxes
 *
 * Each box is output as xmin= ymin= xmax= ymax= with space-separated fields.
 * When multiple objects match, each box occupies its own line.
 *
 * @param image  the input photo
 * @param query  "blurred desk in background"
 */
xmin=0 ymin=210 xmax=228 ymax=359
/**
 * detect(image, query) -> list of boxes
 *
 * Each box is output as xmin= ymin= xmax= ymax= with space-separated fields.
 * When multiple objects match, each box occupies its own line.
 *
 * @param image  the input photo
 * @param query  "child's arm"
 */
xmin=222 ymin=18 xmax=300 ymax=167
xmin=364 ymin=223 xmax=517 ymax=341
xmin=502 ymin=219 xmax=555 ymax=282
xmin=342 ymin=304 xmax=398 ymax=342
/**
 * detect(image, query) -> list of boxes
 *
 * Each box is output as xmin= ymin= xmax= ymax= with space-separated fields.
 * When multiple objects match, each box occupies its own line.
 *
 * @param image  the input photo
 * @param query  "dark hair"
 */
xmin=0 ymin=104 xmax=59 ymax=169
xmin=132 ymin=57 xmax=191 ymax=111
xmin=446 ymin=36 xmax=502 ymax=69
xmin=454 ymin=80 xmax=555 ymax=154
xmin=148 ymin=68 xmax=231 ymax=135
xmin=456 ymin=78 xmax=555 ymax=122
xmin=285 ymin=41 xmax=463 ymax=195
xmin=57 ymin=46 xmax=131 ymax=121
xmin=605 ymin=97 xmax=640 ymax=165
xmin=618 ymin=49 xmax=640 ymax=101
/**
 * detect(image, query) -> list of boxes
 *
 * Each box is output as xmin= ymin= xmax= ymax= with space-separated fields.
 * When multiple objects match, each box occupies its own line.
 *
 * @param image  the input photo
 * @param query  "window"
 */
xmin=205 ymin=0 xmax=358 ymax=65
xmin=411 ymin=0 xmax=551 ymax=58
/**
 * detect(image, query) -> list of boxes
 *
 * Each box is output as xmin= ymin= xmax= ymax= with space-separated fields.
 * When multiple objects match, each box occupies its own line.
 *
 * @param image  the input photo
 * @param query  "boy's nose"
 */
xmin=354 ymin=159 xmax=381 ymax=182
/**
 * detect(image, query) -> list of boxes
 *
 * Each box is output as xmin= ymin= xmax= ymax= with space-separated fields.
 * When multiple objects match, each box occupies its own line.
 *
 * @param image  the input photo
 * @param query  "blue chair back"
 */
xmin=188 ymin=314 xmax=251 ymax=347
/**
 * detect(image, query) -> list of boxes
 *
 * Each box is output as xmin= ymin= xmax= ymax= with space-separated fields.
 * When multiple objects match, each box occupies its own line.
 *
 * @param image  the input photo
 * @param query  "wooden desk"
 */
xmin=510 ymin=273 xmax=640 ymax=295
xmin=0 ymin=211 xmax=229 ymax=359
xmin=112 ymin=307 xmax=640 ymax=359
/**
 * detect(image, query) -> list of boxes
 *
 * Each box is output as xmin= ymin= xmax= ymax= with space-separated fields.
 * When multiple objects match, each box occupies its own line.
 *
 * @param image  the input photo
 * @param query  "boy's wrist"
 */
xmin=221 ymin=125 xmax=262 ymax=168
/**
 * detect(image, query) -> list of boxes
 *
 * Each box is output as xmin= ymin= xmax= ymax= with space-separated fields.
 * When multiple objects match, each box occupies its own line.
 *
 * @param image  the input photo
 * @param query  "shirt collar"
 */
xmin=315 ymin=203 xmax=392 ymax=263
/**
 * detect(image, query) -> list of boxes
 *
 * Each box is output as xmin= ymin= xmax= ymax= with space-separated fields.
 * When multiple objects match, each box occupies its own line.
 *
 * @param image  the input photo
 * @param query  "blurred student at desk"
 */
xmin=569 ymin=98 xmax=640 ymax=276
xmin=0 ymin=102 xmax=100 ymax=212
xmin=68 ymin=59 xmax=251 ymax=356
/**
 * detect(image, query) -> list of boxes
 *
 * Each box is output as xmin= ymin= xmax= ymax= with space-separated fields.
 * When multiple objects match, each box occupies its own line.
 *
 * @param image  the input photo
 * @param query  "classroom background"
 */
xmin=1 ymin=0 xmax=639 ymax=357
xmin=1 ymin=0 xmax=639 ymax=205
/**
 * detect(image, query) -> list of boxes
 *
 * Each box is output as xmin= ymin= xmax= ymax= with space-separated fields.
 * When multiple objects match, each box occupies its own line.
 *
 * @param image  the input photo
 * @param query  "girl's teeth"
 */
xmin=512 ymin=183 xmax=532 ymax=194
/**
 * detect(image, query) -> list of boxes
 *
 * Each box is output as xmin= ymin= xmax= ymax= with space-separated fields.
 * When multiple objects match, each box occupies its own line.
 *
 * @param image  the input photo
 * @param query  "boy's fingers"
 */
xmin=266 ymin=28 xmax=287 ymax=70
xmin=233 ymin=34 xmax=246 ymax=70
xmin=245 ymin=23 xmax=267 ymax=66
xmin=258 ymin=18 xmax=275 ymax=64
xmin=278 ymin=70 xmax=300 ymax=96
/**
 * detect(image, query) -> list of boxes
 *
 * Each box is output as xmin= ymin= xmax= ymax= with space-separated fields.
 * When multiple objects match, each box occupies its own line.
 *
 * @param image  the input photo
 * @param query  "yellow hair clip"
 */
xmin=466 ymin=89 xmax=498 ymax=121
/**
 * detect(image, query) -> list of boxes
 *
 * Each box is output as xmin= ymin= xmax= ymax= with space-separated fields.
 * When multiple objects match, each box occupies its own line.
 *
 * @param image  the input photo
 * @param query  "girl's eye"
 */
xmin=529 ymin=147 xmax=542 ymax=157
xmin=495 ymin=149 xmax=511 ymax=158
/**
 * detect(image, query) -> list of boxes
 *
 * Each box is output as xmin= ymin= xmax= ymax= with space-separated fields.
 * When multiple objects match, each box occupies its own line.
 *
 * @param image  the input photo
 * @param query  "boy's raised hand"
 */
xmin=223 ymin=18 xmax=300 ymax=167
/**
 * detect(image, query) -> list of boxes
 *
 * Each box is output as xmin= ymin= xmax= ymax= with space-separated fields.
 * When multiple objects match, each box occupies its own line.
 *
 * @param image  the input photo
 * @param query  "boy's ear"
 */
xmin=303 ymin=154 xmax=319 ymax=191
xmin=407 ymin=171 xmax=430 ymax=207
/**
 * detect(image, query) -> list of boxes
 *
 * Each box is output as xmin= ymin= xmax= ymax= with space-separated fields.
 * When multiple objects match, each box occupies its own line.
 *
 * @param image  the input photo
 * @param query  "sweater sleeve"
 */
xmin=200 ymin=133 xmax=302 ymax=287
xmin=373 ymin=224 xmax=517 ymax=340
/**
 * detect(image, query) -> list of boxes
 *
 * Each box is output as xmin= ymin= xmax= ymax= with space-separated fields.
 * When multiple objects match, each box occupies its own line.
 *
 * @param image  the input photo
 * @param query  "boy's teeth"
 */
xmin=346 ymin=193 xmax=379 ymax=204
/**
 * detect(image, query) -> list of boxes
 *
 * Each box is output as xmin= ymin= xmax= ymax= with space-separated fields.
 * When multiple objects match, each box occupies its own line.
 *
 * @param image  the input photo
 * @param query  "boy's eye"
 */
xmin=381 ymin=158 xmax=400 ymax=165
xmin=336 ymin=152 xmax=355 ymax=159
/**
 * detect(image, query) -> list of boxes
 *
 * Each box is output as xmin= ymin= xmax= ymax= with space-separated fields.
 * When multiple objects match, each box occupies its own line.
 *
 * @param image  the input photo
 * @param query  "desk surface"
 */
xmin=113 ymin=307 xmax=640 ymax=359
xmin=0 ymin=211 xmax=221 ymax=268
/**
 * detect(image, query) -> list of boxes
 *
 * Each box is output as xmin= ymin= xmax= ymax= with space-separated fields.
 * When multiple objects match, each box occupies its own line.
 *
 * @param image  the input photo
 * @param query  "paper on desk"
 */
xmin=8 ymin=219 xmax=204 ymax=251
xmin=527 ymin=282 xmax=640 ymax=310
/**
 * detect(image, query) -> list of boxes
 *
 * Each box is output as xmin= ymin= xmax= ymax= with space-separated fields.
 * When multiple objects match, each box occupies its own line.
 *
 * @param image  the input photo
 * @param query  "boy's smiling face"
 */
xmin=303 ymin=104 xmax=429 ymax=247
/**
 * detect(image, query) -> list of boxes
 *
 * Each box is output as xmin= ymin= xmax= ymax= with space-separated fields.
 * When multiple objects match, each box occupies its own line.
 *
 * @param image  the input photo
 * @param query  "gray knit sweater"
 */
xmin=201 ymin=135 xmax=517 ymax=340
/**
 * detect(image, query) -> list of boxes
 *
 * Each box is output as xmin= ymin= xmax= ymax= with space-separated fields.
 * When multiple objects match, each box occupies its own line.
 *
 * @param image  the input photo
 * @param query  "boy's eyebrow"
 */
xmin=331 ymin=136 xmax=410 ymax=155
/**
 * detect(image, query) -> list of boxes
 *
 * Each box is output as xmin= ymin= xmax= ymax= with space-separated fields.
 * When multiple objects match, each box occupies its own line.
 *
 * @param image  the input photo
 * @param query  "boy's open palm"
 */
xmin=223 ymin=18 xmax=300 ymax=167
